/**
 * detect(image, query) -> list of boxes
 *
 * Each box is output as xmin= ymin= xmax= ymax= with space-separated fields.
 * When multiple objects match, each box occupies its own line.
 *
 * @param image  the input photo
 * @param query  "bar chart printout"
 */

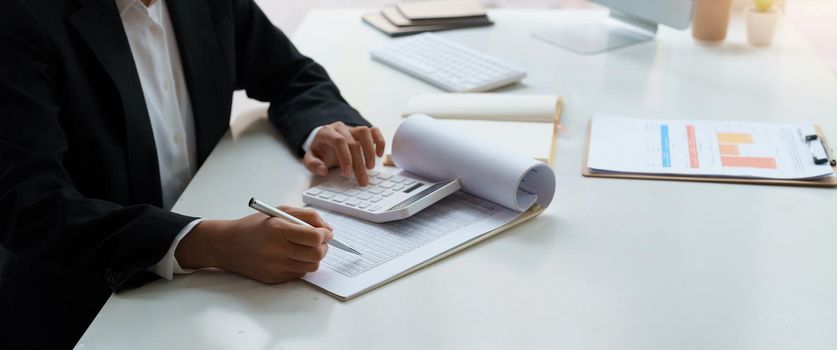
xmin=587 ymin=114 xmax=835 ymax=180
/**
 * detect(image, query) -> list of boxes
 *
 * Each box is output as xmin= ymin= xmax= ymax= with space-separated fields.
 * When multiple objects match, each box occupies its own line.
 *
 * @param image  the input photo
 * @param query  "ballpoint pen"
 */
xmin=248 ymin=198 xmax=362 ymax=255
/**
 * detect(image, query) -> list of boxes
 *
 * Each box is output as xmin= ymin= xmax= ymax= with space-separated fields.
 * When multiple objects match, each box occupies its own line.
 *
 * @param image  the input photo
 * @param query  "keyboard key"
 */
xmin=359 ymin=202 xmax=371 ymax=209
xmin=346 ymin=198 xmax=362 ymax=206
xmin=356 ymin=192 xmax=373 ymax=200
xmin=318 ymin=191 xmax=336 ymax=199
xmin=344 ymin=189 xmax=361 ymax=196
xmin=390 ymin=176 xmax=406 ymax=183
xmin=370 ymin=196 xmax=383 ymax=203
xmin=382 ymin=190 xmax=394 ymax=197
xmin=393 ymin=184 xmax=405 ymax=191
xmin=377 ymin=173 xmax=393 ymax=180
xmin=332 ymin=195 xmax=349 ymax=203
xmin=368 ymin=178 xmax=383 ymax=185
xmin=367 ymin=187 xmax=384 ymax=194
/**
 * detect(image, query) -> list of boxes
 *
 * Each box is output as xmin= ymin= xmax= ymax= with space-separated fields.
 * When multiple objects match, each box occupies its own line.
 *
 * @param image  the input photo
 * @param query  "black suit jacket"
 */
xmin=0 ymin=0 xmax=368 ymax=346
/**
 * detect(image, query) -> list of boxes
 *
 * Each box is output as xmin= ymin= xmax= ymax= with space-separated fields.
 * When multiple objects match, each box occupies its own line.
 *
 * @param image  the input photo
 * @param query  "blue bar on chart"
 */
xmin=660 ymin=125 xmax=671 ymax=167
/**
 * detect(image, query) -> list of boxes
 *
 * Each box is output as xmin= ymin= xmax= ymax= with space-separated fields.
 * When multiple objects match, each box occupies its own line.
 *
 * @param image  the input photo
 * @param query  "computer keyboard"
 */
xmin=370 ymin=33 xmax=527 ymax=93
xmin=302 ymin=168 xmax=461 ymax=223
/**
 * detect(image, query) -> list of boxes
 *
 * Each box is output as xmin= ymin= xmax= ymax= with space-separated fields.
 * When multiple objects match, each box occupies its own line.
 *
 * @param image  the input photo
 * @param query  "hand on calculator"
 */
xmin=303 ymin=122 xmax=386 ymax=186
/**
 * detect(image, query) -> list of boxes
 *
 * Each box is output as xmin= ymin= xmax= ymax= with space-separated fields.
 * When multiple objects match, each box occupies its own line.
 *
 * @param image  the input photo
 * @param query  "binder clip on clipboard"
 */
xmin=805 ymin=134 xmax=836 ymax=166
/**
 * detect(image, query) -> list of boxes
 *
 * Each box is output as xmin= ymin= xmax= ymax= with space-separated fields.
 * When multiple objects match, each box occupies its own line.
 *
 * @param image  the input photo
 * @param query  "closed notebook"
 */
xmin=382 ymin=5 xmax=492 ymax=27
xmin=363 ymin=12 xmax=492 ymax=37
xmin=363 ymin=12 xmax=456 ymax=37
xmin=396 ymin=0 xmax=488 ymax=21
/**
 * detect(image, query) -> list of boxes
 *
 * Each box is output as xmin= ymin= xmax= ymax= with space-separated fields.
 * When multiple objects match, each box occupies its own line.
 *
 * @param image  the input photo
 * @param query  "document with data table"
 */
xmin=303 ymin=192 xmax=520 ymax=299
xmin=301 ymin=115 xmax=557 ymax=300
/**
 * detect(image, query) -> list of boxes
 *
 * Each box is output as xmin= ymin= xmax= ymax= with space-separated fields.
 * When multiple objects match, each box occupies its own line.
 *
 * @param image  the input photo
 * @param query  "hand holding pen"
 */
xmin=173 ymin=199 xmax=357 ymax=285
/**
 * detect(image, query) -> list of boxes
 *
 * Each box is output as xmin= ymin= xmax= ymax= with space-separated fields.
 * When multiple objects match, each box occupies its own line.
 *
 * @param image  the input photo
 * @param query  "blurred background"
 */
xmin=253 ymin=0 xmax=837 ymax=75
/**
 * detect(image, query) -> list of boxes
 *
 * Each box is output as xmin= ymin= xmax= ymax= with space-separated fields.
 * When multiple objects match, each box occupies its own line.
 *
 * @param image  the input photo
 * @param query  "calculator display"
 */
xmin=388 ymin=180 xmax=455 ymax=211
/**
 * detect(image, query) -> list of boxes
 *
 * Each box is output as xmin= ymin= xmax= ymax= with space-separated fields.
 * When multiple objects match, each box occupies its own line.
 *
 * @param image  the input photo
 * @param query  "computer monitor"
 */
xmin=533 ymin=0 xmax=694 ymax=54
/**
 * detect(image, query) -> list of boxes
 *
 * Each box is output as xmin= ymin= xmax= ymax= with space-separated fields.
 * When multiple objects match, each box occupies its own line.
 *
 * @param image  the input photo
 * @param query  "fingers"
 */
xmin=284 ymin=241 xmax=330 ymax=263
xmin=303 ymin=151 xmax=328 ymax=176
xmin=308 ymin=122 xmax=388 ymax=186
xmin=351 ymin=127 xmax=377 ymax=170
xmin=270 ymin=219 xmax=333 ymax=248
xmin=371 ymin=127 xmax=386 ymax=158
xmin=332 ymin=126 xmax=368 ymax=186
xmin=279 ymin=206 xmax=333 ymax=230
xmin=324 ymin=127 xmax=354 ymax=177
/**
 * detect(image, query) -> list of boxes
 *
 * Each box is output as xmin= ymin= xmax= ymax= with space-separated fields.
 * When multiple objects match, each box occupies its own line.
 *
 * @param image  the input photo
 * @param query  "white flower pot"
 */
xmin=746 ymin=6 xmax=780 ymax=47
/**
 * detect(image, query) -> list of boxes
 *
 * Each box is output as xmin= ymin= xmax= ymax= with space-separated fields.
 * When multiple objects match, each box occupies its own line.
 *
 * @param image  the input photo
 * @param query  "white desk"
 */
xmin=78 ymin=9 xmax=837 ymax=350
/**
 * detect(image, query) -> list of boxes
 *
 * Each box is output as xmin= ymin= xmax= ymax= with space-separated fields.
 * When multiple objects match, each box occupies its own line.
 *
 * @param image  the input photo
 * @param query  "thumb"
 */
xmin=303 ymin=151 xmax=328 ymax=176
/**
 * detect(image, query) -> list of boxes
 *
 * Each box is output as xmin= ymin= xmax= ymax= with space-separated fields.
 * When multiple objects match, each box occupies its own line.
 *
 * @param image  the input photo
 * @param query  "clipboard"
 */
xmin=581 ymin=120 xmax=837 ymax=188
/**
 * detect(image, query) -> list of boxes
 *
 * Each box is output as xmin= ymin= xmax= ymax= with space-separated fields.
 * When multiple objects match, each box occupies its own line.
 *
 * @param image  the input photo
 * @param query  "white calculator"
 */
xmin=302 ymin=169 xmax=461 ymax=223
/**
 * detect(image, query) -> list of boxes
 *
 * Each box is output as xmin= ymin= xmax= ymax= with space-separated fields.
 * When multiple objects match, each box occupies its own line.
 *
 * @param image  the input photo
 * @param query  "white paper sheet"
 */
xmin=402 ymin=93 xmax=558 ymax=123
xmin=435 ymin=119 xmax=554 ymax=161
xmin=302 ymin=192 xmax=520 ymax=299
xmin=392 ymin=114 xmax=556 ymax=211
xmin=587 ymin=114 xmax=835 ymax=179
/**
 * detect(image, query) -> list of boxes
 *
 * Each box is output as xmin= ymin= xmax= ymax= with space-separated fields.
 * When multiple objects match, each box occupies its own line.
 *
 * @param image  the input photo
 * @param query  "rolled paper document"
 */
xmin=392 ymin=114 xmax=556 ymax=211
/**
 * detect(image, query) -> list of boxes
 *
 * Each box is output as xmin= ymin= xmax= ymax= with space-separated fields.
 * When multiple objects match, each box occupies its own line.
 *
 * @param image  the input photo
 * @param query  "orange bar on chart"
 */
xmin=718 ymin=144 xmax=740 ymax=155
xmin=687 ymin=125 xmax=699 ymax=168
xmin=721 ymin=156 xmax=777 ymax=169
xmin=717 ymin=133 xmax=753 ymax=144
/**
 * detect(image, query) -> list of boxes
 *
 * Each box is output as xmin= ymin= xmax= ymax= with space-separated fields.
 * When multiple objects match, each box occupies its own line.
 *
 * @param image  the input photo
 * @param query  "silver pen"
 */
xmin=248 ymin=198 xmax=361 ymax=255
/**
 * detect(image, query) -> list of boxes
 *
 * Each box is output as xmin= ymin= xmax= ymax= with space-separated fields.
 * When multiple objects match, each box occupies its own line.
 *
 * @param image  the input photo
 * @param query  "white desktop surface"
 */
xmin=77 ymin=9 xmax=837 ymax=350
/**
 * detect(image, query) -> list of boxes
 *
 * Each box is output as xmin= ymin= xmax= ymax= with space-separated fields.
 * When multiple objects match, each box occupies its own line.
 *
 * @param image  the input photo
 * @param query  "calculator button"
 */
xmin=379 ymin=182 xmax=395 ymax=189
xmin=332 ymin=195 xmax=349 ymax=203
xmin=390 ymin=176 xmax=406 ymax=183
xmin=321 ymin=183 xmax=352 ymax=193
xmin=359 ymin=202 xmax=371 ymax=209
xmin=305 ymin=188 xmax=323 ymax=196
xmin=368 ymin=178 xmax=383 ymax=185
xmin=377 ymin=173 xmax=393 ymax=180
xmin=318 ymin=191 xmax=336 ymax=199
xmin=369 ymin=205 xmax=382 ymax=212
xmin=368 ymin=170 xmax=380 ymax=176
xmin=382 ymin=190 xmax=394 ymax=197
xmin=344 ymin=189 xmax=361 ymax=196
xmin=356 ymin=193 xmax=373 ymax=200
xmin=393 ymin=184 xmax=405 ymax=191
xmin=403 ymin=179 xmax=416 ymax=185
xmin=367 ymin=187 xmax=384 ymax=194
xmin=370 ymin=196 xmax=383 ymax=203
xmin=346 ymin=198 xmax=362 ymax=206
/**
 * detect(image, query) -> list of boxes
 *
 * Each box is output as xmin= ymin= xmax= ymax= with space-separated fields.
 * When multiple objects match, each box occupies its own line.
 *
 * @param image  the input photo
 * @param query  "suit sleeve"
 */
xmin=231 ymin=0 xmax=371 ymax=156
xmin=0 ymin=1 xmax=197 ymax=292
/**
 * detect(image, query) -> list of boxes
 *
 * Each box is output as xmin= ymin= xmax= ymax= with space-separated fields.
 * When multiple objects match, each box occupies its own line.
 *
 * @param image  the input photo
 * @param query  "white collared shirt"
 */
xmin=115 ymin=0 xmax=320 ymax=279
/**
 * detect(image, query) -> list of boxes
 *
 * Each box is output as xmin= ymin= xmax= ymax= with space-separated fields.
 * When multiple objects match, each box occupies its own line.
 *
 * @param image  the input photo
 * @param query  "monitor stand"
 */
xmin=532 ymin=10 xmax=658 ymax=55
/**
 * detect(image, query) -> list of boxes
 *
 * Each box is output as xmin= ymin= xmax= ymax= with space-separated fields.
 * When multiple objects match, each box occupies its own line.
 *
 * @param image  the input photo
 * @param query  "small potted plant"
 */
xmin=746 ymin=0 xmax=780 ymax=46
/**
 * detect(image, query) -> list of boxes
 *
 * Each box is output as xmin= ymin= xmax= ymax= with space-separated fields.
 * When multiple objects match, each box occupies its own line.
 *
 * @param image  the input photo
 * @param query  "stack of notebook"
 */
xmin=363 ymin=0 xmax=494 ymax=37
